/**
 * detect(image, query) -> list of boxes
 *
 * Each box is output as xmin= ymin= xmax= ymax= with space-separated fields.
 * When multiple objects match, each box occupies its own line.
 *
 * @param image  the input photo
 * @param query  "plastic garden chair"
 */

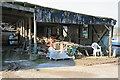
xmin=91 ymin=42 xmax=102 ymax=58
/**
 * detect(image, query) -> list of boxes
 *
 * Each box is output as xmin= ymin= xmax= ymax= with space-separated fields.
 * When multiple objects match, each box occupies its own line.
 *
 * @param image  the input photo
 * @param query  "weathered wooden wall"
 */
xmin=35 ymin=8 xmax=116 ymax=25
xmin=68 ymin=25 xmax=79 ymax=43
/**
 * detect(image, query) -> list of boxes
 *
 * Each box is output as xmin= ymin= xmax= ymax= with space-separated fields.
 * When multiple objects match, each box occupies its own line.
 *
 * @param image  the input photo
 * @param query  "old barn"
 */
xmin=1 ymin=1 xmax=117 ymax=58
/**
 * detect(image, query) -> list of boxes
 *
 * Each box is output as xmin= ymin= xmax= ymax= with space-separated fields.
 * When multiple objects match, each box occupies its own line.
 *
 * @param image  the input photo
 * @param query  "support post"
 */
xmin=19 ymin=20 xmax=23 ymax=43
xmin=24 ymin=19 xmax=28 ymax=50
xmin=28 ymin=17 xmax=31 ymax=54
xmin=22 ymin=19 xmax=24 ymax=39
xmin=109 ymin=26 xmax=112 ymax=57
xmin=25 ymin=18 xmax=28 ymax=40
xmin=34 ymin=12 xmax=37 ymax=53
xmin=20 ymin=20 xmax=22 ymax=36
xmin=23 ymin=19 xmax=25 ymax=38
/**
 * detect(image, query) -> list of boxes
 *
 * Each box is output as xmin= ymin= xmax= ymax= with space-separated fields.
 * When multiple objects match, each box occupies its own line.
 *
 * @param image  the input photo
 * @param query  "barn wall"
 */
xmin=35 ymin=8 xmax=115 ymax=25
xmin=92 ymin=25 xmax=108 ymax=42
xmin=68 ymin=25 xmax=79 ymax=43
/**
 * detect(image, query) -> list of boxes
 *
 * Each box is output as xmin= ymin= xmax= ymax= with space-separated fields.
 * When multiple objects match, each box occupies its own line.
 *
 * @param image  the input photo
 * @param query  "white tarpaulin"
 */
xmin=48 ymin=47 xmax=72 ymax=60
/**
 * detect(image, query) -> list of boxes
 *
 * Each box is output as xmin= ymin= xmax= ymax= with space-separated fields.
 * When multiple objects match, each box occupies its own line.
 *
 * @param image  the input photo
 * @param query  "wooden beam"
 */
xmin=34 ymin=12 xmax=37 ymax=53
xmin=23 ymin=18 xmax=28 ymax=50
xmin=91 ymin=25 xmax=93 ymax=43
xmin=25 ymin=18 xmax=28 ymax=46
xmin=63 ymin=27 xmax=68 ymax=35
xmin=105 ymin=25 xmax=110 ymax=30
xmin=23 ymin=19 xmax=25 ymax=38
xmin=2 ymin=8 xmax=33 ymax=17
xmin=97 ymin=28 xmax=108 ymax=43
xmin=109 ymin=26 xmax=112 ymax=57
xmin=1 ymin=2 xmax=34 ymax=13
xmin=78 ymin=25 xmax=80 ymax=44
xmin=28 ymin=17 xmax=31 ymax=54
xmin=20 ymin=20 xmax=23 ymax=36
xmin=25 ymin=18 xmax=28 ymax=38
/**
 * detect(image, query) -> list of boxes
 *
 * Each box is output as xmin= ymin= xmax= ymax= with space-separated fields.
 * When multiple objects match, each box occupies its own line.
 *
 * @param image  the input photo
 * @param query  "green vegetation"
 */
xmin=32 ymin=60 xmax=47 ymax=64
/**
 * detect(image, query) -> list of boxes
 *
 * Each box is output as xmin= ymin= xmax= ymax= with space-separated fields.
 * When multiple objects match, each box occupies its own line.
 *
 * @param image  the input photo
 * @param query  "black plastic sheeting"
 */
xmin=35 ymin=7 xmax=116 ymax=25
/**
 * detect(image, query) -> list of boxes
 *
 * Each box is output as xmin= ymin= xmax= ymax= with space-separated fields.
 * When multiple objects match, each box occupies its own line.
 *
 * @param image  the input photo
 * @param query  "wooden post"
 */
xmin=34 ymin=12 xmax=37 ymax=53
xmin=28 ymin=17 xmax=31 ymax=54
xmin=22 ymin=19 xmax=24 ymax=39
xmin=23 ymin=19 xmax=28 ymax=50
xmin=109 ymin=26 xmax=112 ymax=57
xmin=78 ymin=25 xmax=80 ymax=44
xmin=25 ymin=18 xmax=28 ymax=39
xmin=20 ymin=20 xmax=22 ymax=36
xmin=91 ymin=25 xmax=93 ymax=43
xmin=23 ymin=19 xmax=25 ymax=38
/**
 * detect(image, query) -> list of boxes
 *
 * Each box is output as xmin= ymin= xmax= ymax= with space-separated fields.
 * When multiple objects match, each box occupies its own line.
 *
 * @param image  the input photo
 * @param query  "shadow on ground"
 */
xmin=2 ymin=45 xmax=76 ymax=71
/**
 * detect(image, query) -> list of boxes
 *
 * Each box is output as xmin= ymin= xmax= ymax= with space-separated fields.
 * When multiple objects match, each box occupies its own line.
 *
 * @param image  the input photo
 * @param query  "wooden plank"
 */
xmin=63 ymin=27 xmax=68 ymax=35
xmin=63 ymin=26 xmax=73 ymax=42
xmin=97 ymin=28 xmax=108 ymax=43
xmin=23 ymin=19 xmax=25 ymax=39
xmin=25 ymin=18 xmax=28 ymax=38
xmin=35 ymin=7 xmax=116 ymax=25
xmin=28 ymin=17 xmax=31 ymax=54
xmin=24 ymin=18 xmax=28 ymax=50
xmin=85 ymin=49 xmax=89 ymax=56
xmin=109 ymin=26 xmax=112 ymax=57
xmin=105 ymin=25 xmax=110 ymax=30
xmin=1 ymin=3 xmax=34 ymax=12
xmin=2 ymin=9 xmax=33 ymax=17
xmin=78 ymin=25 xmax=80 ymax=44
xmin=34 ymin=12 xmax=37 ymax=53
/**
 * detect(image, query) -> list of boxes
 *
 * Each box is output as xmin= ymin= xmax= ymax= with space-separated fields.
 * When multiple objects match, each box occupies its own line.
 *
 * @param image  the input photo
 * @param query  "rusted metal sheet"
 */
xmin=35 ymin=8 xmax=116 ymax=25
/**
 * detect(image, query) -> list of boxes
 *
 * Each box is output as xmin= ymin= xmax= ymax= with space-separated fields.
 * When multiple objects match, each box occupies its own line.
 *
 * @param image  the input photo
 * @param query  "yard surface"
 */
xmin=1 ymin=46 xmax=119 ymax=78
xmin=1 ymin=57 xmax=119 ymax=78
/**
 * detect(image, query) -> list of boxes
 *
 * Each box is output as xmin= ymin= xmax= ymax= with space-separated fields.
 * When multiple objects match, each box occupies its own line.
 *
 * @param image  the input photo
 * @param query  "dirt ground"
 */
xmin=1 ymin=46 xmax=119 ymax=78
xmin=1 ymin=57 xmax=119 ymax=78
xmin=1 ymin=64 xmax=118 ymax=78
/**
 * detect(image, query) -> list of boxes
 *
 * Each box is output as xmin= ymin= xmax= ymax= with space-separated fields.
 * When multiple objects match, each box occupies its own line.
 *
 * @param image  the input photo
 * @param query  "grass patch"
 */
xmin=32 ymin=61 xmax=47 ymax=64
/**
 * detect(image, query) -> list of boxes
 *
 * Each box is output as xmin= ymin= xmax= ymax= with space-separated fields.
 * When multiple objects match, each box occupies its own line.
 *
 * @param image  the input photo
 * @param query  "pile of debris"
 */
xmin=26 ymin=35 xmax=87 ymax=60
xmin=2 ymin=62 xmax=22 ymax=71
xmin=2 ymin=60 xmax=30 ymax=71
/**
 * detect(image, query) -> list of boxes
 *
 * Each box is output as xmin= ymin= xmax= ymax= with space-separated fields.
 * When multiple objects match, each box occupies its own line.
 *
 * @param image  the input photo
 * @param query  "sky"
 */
xmin=12 ymin=0 xmax=120 ymax=27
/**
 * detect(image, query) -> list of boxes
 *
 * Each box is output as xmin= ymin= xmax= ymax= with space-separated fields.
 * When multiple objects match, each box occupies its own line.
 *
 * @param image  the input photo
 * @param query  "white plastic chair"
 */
xmin=91 ymin=42 xmax=102 ymax=58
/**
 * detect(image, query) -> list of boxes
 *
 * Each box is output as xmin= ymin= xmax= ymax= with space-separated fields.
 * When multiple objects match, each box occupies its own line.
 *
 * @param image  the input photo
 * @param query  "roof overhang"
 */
xmin=1 ymin=1 xmax=117 ymax=26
